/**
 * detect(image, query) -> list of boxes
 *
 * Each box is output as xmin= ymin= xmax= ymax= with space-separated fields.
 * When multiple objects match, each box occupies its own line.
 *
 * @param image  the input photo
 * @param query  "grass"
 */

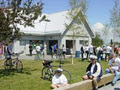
xmin=0 ymin=58 xmax=108 ymax=90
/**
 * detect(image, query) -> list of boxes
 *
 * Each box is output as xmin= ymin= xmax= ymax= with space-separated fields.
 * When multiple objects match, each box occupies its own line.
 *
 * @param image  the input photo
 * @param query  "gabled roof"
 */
xmin=19 ymin=10 xmax=94 ymax=38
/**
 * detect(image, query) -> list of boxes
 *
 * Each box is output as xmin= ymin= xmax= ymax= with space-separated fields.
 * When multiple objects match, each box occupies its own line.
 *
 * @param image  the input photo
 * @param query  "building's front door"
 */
xmin=66 ymin=40 xmax=76 ymax=55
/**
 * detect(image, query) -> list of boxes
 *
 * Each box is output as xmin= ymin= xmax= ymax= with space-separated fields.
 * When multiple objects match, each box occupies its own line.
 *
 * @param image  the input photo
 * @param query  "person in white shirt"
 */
xmin=89 ymin=44 xmax=94 ymax=55
xmin=51 ymin=68 xmax=69 ymax=89
xmin=36 ymin=44 xmax=41 ymax=52
xmin=35 ymin=44 xmax=41 ymax=60
xmin=105 ymin=45 xmax=112 ymax=61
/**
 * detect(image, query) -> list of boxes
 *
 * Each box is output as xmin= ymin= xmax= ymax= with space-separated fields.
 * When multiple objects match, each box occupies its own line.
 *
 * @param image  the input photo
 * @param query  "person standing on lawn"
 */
xmin=6 ymin=40 xmax=14 ymax=67
xmin=85 ymin=44 xmax=89 ymax=60
xmin=80 ymin=44 xmax=85 ymax=61
xmin=29 ymin=44 xmax=33 ymax=56
xmin=62 ymin=44 xmax=66 ymax=60
xmin=82 ymin=55 xmax=103 ymax=90
xmin=105 ymin=45 xmax=112 ymax=61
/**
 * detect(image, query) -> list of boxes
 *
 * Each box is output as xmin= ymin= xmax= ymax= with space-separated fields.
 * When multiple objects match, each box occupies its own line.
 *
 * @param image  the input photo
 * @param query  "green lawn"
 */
xmin=0 ymin=58 xmax=108 ymax=90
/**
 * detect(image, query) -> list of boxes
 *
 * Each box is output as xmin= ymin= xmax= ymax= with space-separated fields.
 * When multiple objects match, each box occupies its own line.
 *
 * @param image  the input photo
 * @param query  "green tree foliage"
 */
xmin=66 ymin=0 xmax=88 ymax=64
xmin=66 ymin=0 xmax=88 ymax=50
xmin=0 ymin=0 xmax=46 ymax=41
xmin=92 ymin=33 xmax=103 ymax=47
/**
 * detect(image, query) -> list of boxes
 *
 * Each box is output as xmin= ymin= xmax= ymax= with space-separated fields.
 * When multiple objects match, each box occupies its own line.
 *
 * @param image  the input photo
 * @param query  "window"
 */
xmin=79 ymin=40 xmax=88 ymax=45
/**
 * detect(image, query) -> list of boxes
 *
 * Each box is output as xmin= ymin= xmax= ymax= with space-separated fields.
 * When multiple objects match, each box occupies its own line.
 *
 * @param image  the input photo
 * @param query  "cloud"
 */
xmin=92 ymin=22 xmax=104 ymax=32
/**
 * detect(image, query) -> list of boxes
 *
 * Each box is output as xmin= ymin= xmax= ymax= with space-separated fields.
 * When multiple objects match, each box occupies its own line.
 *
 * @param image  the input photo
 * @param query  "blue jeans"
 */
xmin=112 ymin=70 xmax=120 ymax=84
xmin=105 ymin=69 xmax=110 ymax=74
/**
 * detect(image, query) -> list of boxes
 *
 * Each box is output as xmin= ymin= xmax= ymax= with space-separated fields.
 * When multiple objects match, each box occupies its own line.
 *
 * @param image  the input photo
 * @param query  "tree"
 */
xmin=110 ymin=0 xmax=120 ymax=41
xmin=66 ymin=0 xmax=88 ymax=64
xmin=0 ymin=0 xmax=46 ymax=42
xmin=92 ymin=33 xmax=103 ymax=47
xmin=102 ymin=24 xmax=110 ymax=44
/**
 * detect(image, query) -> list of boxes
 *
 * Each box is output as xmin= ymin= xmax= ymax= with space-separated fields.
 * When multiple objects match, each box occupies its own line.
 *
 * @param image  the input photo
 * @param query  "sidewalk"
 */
xmin=99 ymin=80 xmax=120 ymax=90
xmin=19 ymin=55 xmax=53 ymax=60
xmin=0 ymin=54 xmax=72 ymax=60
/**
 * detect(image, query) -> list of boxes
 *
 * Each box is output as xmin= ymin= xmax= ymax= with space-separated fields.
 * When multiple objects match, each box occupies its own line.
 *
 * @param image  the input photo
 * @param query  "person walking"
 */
xmin=35 ymin=44 xmax=41 ymax=60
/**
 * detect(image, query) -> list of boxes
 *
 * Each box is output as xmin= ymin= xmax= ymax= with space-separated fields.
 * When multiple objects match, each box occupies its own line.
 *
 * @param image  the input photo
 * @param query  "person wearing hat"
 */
xmin=82 ymin=55 xmax=103 ymax=90
xmin=105 ymin=54 xmax=118 ymax=74
xmin=51 ymin=68 xmax=69 ymax=89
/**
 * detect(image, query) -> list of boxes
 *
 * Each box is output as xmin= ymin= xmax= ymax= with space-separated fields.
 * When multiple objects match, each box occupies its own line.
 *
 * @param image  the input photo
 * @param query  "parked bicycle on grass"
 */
xmin=41 ymin=59 xmax=72 ymax=83
xmin=2 ymin=51 xmax=23 ymax=72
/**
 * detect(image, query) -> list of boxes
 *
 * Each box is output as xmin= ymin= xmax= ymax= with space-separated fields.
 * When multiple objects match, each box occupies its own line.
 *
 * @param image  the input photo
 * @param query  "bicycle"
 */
xmin=53 ymin=49 xmax=63 ymax=60
xmin=41 ymin=59 xmax=72 ymax=83
xmin=3 ymin=51 xmax=23 ymax=72
xmin=34 ymin=51 xmax=42 ymax=60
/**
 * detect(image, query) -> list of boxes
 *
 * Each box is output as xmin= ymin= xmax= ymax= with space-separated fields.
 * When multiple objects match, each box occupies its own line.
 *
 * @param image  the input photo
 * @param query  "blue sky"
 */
xmin=40 ymin=0 xmax=116 ymax=26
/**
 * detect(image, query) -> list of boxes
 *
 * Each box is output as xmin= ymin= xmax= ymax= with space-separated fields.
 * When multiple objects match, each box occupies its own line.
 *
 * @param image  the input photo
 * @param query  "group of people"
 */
xmin=4 ymin=41 xmax=120 ymax=90
xmin=29 ymin=44 xmax=44 ymax=58
xmin=51 ymin=53 xmax=120 ymax=90
xmin=105 ymin=54 xmax=120 ymax=86
xmin=80 ymin=44 xmax=120 ymax=62
xmin=51 ymin=43 xmax=66 ymax=60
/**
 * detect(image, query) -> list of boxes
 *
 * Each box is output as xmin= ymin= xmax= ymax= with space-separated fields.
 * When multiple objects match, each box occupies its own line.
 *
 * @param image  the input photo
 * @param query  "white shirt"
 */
xmin=115 ymin=57 xmax=120 ymax=67
xmin=36 ymin=46 xmax=41 ymax=52
xmin=106 ymin=46 xmax=112 ymax=53
xmin=89 ymin=45 xmax=93 ymax=53
xmin=91 ymin=64 xmax=95 ymax=74
xmin=62 ymin=47 xmax=66 ymax=52
xmin=85 ymin=46 xmax=89 ymax=51
xmin=91 ymin=62 xmax=101 ymax=77
xmin=52 ymin=74 xmax=68 ymax=85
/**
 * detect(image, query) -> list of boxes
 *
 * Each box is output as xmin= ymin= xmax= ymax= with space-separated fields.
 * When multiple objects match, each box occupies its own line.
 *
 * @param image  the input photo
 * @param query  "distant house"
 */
xmin=13 ymin=9 xmax=94 ymax=55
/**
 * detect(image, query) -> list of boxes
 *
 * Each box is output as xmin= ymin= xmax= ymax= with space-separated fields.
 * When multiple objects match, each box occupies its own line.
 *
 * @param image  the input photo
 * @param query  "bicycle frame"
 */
xmin=3 ymin=51 xmax=23 ymax=72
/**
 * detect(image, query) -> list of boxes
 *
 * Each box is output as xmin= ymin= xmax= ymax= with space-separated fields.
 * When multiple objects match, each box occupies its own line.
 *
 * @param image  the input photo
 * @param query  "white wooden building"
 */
xmin=13 ymin=9 xmax=94 ymax=55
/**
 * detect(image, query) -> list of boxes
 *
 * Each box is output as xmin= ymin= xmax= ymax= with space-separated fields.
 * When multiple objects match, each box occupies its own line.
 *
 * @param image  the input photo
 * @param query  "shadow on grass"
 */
xmin=0 ymin=67 xmax=32 ymax=78
xmin=0 ymin=69 xmax=16 ymax=77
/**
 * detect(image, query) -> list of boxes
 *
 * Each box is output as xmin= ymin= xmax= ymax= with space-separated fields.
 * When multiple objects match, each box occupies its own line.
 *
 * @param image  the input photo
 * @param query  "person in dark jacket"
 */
xmin=29 ymin=44 xmax=33 ymax=56
xmin=80 ymin=44 xmax=84 ymax=61
xmin=82 ymin=55 xmax=103 ymax=90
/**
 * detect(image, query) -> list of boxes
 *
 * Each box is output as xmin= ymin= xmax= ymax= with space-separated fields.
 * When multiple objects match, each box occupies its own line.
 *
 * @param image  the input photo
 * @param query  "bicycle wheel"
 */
xmin=62 ymin=70 xmax=72 ymax=83
xmin=16 ymin=60 xmax=23 ymax=72
xmin=3 ymin=60 xmax=11 ymax=70
xmin=34 ymin=55 xmax=38 ymax=60
xmin=41 ymin=67 xmax=53 ymax=81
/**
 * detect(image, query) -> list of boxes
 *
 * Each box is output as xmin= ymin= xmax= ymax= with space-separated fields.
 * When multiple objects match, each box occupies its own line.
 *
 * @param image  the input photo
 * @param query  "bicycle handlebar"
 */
xmin=12 ymin=51 xmax=24 ymax=57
